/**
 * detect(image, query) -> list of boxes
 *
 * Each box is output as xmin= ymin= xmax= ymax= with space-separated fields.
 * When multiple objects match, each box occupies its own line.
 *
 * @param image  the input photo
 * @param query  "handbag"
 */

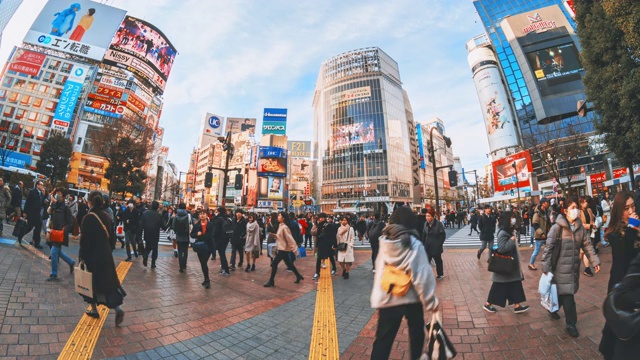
xmin=116 ymin=224 xmax=125 ymax=238
xmin=251 ymin=249 xmax=260 ymax=258
xmin=381 ymin=264 xmax=412 ymax=297
xmin=298 ymin=246 xmax=307 ymax=258
xmin=48 ymin=229 xmax=65 ymax=244
xmin=422 ymin=311 xmax=457 ymax=360
xmin=337 ymin=242 xmax=348 ymax=252
xmin=12 ymin=218 xmax=27 ymax=238
xmin=487 ymin=250 xmax=517 ymax=274
xmin=167 ymin=229 xmax=176 ymax=241
xmin=74 ymin=261 xmax=93 ymax=298
xmin=192 ymin=241 xmax=209 ymax=254
xmin=603 ymin=273 xmax=640 ymax=341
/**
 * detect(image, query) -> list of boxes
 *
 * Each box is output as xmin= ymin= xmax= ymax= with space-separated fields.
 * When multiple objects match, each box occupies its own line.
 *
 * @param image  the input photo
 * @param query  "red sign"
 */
xmin=86 ymin=99 xmax=118 ymax=113
xmin=95 ymin=86 xmax=123 ymax=99
xmin=614 ymin=168 xmax=628 ymax=179
xmin=8 ymin=50 xmax=46 ymax=77
xmin=492 ymin=150 xmax=533 ymax=192
xmin=590 ymin=172 xmax=606 ymax=184
xmin=128 ymin=94 xmax=147 ymax=112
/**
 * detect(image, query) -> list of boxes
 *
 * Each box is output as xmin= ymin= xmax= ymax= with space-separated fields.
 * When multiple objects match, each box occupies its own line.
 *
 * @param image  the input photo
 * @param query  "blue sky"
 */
xmin=1 ymin=0 xmax=491 ymax=176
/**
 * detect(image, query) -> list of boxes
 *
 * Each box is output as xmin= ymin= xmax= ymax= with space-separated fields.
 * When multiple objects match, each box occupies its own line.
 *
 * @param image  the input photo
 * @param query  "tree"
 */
xmin=36 ymin=134 xmax=73 ymax=185
xmin=600 ymin=0 xmax=640 ymax=58
xmin=576 ymin=0 xmax=640 ymax=186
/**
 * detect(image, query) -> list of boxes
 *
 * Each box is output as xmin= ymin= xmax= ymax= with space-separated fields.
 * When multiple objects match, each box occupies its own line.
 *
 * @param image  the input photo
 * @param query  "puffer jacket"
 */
xmin=541 ymin=214 xmax=600 ymax=295
xmin=532 ymin=205 xmax=549 ymax=240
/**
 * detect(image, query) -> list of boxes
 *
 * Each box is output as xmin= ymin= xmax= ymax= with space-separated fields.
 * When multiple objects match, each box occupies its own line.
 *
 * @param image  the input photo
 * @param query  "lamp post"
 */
xmin=462 ymin=170 xmax=480 ymax=207
xmin=512 ymin=161 xmax=521 ymax=244
xmin=208 ymin=132 xmax=242 ymax=207
xmin=428 ymin=127 xmax=452 ymax=215
xmin=175 ymin=171 xmax=189 ymax=206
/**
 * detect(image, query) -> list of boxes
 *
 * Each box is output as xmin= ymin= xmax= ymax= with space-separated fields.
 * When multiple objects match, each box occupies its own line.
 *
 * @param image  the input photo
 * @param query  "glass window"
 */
xmin=41 ymin=115 xmax=52 ymax=126
xmin=2 ymin=76 xmax=14 ymax=87
xmin=27 ymin=111 xmax=39 ymax=123
xmin=45 ymin=100 xmax=56 ymax=111
xmin=32 ymin=98 xmax=43 ymax=109
xmin=20 ymin=95 xmax=33 ymax=106
xmin=3 ymin=106 xmax=15 ymax=118
xmin=15 ymin=109 xmax=25 ymax=120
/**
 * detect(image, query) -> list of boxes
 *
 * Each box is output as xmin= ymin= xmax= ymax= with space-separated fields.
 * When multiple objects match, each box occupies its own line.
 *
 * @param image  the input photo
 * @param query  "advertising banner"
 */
xmin=53 ymin=63 xmax=88 ymax=132
xmin=330 ymin=86 xmax=371 ymax=109
xmin=23 ymin=0 xmax=126 ymax=61
xmin=266 ymin=177 xmax=284 ymax=200
xmin=258 ymin=146 xmax=287 ymax=177
xmin=203 ymin=113 xmax=224 ymax=137
xmin=8 ymin=49 xmax=46 ymax=77
xmin=246 ymin=169 xmax=257 ymax=207
xmin=290 ymin=158 xmax=310 ymax=182
xmin=332 ymin=121 xmax=376 ymax=149
xmin=416 ymin=124 xmax=426 ymax=169
xmin=225 ymin=117 xmax=256 ymax=135
xmin=526 ymin=43 xmax=583 ymax=82
xmin=287 ymin=141 xmax=311 ymax=158
xmin=229 ymin=130 xmax=252 ymax=168
xmin=103 ymin=15 xmax=177 ymax=93
xmin=262 ymin=108 xmax=287 ymax=135
xmin=492 ymin=150 xmax=533 ymax=192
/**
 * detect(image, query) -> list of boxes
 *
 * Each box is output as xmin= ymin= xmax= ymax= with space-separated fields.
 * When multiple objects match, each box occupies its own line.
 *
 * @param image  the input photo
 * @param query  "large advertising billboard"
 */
xmin=23 ymin=0 xmax=126 ymax=61
xmin=257 ymin=146 xmax=287 ymax=177
xmin=103 ymin=15 xmax=177 ymax=94
xmin=53 ymin=63 xmax=89 ymax=132
xmin=332 ymin=121 xmax=376 ymax=149
xmin=492 ymin=150 xmax=533 ymax=192
xmin=8 ymin=49 xmax=46 ymax=77
xmin=287 ymin=140 xmax=311 ymax=158
xmin=225 ymin=117 xmax=256 ymax=135
xmin=291 ymin=158 xmax=311 ymax=182
xmin=262 ymin=108 xmax=287 ymax=135
xmin=526 ymin=43 xmax=583 ymax=83
xmin=228 ymin=130 xmax=252 ymax=168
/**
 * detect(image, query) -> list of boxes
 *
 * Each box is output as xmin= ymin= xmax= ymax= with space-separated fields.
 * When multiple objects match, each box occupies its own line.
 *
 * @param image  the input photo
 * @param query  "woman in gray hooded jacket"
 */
xmin=370 ymin=207 xmax=439 ymax=360
xmin=542 ymin=196 xmax=600 ymax=338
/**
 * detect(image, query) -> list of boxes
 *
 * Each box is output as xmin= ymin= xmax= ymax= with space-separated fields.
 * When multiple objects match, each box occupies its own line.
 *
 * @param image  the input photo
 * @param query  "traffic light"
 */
xmin=448 ymin=170 xmax=458 ymax=187
xmin=204 ymin=172 xmax=213 ymax=188
xmin=234 ymin=173 xmax=243 ymax=190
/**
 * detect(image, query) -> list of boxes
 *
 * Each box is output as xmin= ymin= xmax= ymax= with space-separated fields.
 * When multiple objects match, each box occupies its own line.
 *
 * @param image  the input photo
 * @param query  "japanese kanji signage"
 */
xmin=23 ymin=0 xmax=126 ymax=61
xmin=8 ymin=49 xmax=46 ymax=77
xmin=52 ymin=64 xmax=88 ymax=132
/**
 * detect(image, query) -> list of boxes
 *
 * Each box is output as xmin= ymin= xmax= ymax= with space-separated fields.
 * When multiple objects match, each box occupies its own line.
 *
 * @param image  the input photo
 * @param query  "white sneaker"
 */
xmin=372 ymin=269 xmax=376 ymax=273
xmin=529 ymin=244 xmax=533 ymax=248
xmin=312 ymin=274 xmax=319 ymax=280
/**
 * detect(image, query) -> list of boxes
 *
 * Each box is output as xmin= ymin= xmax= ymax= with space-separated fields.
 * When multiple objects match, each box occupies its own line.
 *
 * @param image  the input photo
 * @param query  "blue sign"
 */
xmin=416 ymin=124 xmax=426 ymax=169
xmin=83 ymin=106 xmax=123 ymax=118
xmin=0 ymin=152 xmax=32 ymax=168
xmin=208 ymin=115 xmax=221 ymax=129
xmin=262 ymin=108 xmax=287 ymax=135
xmin=52 ymin=64 xmax=87 ymax=132
xmin=258 ymin=146 xmax=287 ymax=159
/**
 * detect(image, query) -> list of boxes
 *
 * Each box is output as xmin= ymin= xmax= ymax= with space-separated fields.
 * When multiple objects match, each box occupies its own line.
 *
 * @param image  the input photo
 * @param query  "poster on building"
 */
xmin=225 ymin=117 xmax=256 ymax=135
xmin=492 ymin=150 xmax=533 ymax=192
xmin=258 ymin=146 xmax=287 ymax=177
xmin=264 ymin=176 xmax=283 ymax=200
xmin=229 ymin=130 xmax=252 ymax=168
xmin=332 ymin=121 xmax=376 ymax=149
xmin=23 ymin=0 xmax=126 ymax=61
xmin=290 ymin=158 xmax=310 ymax=182
xmin=287 ymin=141 xmax=311 ymax=158
xmin=262 ymin=108 xmax=287 ymax=135
xmin=8 ymin=49 xmax=46 ymax=77
xmin=203 ymin=113 xmax=224 ymax=137
xmin=103 ymin=15 xmax=177 ymax=93
xmin=246 ymin=169 xmax=258 ymax=207
xmin=330 ymin=86 xmax=372 ymax=109
xmin=53 ymin=63 xmax=89 ymax=132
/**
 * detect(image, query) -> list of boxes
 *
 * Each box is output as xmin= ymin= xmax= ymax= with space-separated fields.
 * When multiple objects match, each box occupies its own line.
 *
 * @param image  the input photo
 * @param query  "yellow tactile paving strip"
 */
xmin=308 ymin=266 xmax=340 ymax=360
xmin=58 ymin=261 xmax=131 ymax=360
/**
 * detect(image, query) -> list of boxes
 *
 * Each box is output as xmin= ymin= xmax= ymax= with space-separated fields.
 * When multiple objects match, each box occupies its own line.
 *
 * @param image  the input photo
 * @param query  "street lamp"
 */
xmin=428 ymin=127 xmax=452 ymax=215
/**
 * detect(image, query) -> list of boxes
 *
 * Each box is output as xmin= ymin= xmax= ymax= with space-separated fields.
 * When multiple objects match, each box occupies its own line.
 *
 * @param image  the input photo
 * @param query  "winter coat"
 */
xmin=371 ymin=224 xmax=438 ymax=310
xmin=541 ymin=215 xmax=600 ymax=295
xmin=275 ymin=224 xmax=298 ymax=253
xmin=478 ymin=213 xmax=496 ymax=242
xmin=605 ymin=228 xmax=640 ymax=292
xmin=245 ymin=221 xmax=261 ymax=252
xmin=422 ymin=219 xmax=446 ymax=256
xmin=47 ymin=201 xmax=74 ymax=247
xmin=172 ymin=209 xmax=192 ymax=243
xmin=141 ymin=209 xmax=163 ymax=244
xmin=122 ymin=208 xmax=139 ymax=232
xmin=491 ymin=228 xmax=523 ymax=283
xmin=315 ymin=221 xmax=337 ymax=259
xmin=10 ymin=185 xmax=22 ymax=208
xmin=190 ymin=220 xmax=214 ymax=253
xmin=0 ymin=185 xmax=11 ymax=219
xmin=231 ymin=216 xmax=247 ymax=247
xmin=415 ymin=214 xmax=427 ymax=238
xmin=356 ymin=220 xmax=367 ymax=235
xmin=337 ymin=224 xmax=355 ymax=263
xmin=532 ymin=206 xmax=549 ymax=240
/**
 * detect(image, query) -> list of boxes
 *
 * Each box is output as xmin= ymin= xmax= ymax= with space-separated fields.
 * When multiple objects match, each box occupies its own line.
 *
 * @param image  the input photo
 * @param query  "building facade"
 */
xmin=313 ymin=47 xmax=414 ymax=214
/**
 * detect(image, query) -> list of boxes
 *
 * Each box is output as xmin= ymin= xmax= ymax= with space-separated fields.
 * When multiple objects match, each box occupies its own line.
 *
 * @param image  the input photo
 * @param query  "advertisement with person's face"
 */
xmin=267 ymin=177 xmax=283 ymax=200
xmin=229 ymin=131 xmax=252 ymax=168
xmin=492 ymin=150 xmax=533 ymax=192
xmin=226 ymin=117 xmax=256 ymax=135
xmin=23 ymin=0 xmax=127 ymax=60
xmin=526 ymin=43 xmax=583 ymax=82
xmin=332 ymin=121 xmax=376 ymax=149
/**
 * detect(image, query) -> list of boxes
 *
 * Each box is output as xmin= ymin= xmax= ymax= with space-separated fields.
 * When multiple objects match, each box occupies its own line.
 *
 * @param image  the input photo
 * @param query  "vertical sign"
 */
xmin=52 ymin=64 xmax=88 ymax=132
xmin=262 ymin=108 xmax=287 ymax=135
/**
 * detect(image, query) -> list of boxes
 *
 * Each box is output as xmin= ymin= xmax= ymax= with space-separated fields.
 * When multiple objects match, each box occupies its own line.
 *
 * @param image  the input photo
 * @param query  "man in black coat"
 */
xmin=312 ymin=213 xmax=337 ymax=280
xmin=141 ymin=201 xmax=163 ymax=268
xmin=229 ymin=209 xmax=247 ymax=270
xmin=422 ymin=210 xmax=446 ymax=280
xmin=19 ymin=180 xmax=45 ymax=248
xmin=213 ymin=207 xmax=231 ymax=275
xmin=477 ymin=205 xmax=497 ymax=259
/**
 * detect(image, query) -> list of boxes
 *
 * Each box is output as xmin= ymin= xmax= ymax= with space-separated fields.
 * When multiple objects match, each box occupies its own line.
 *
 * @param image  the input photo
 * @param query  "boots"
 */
xmin=263 ymin=280 xmax=275 ymax=287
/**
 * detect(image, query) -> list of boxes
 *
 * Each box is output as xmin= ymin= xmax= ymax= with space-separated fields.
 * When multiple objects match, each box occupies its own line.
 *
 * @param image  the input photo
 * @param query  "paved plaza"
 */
xmin=0 ymin=224 xmax=609 ymax=359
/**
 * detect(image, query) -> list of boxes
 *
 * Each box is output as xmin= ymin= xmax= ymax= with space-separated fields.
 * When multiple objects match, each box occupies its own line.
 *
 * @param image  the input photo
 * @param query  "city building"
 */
xmin=0 ymin=0 xmax=23 ymax=47
xmin=472 ymin=0 xmax=607 ymax=196
xmin=313 ymin=47 xmax=415 ymax=214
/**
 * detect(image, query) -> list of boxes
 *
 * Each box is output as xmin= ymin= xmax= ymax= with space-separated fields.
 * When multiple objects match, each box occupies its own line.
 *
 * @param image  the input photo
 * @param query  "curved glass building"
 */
xmin=312 ymin=47 xmax=414 ymax=214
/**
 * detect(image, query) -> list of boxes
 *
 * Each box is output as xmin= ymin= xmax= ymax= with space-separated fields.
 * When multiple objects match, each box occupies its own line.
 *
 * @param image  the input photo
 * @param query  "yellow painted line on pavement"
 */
xmin=58 ymin=261 xmax=131 ymax=360
xmin=308 ymin=266 xmax=340 ymax=360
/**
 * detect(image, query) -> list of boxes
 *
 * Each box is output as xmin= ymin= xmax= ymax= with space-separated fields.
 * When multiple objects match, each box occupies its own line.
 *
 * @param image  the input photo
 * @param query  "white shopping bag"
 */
xmin=74 ymin=261 xmax=93 ymax=298
xmin=540 ymin=283 xmax=559 ymax=313
xmin=538 ymin=272 xmax=554 ymax=295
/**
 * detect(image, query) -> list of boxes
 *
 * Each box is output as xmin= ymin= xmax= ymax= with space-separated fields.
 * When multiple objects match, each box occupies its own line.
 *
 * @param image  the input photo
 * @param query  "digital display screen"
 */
xmin=526 ymin=43 xmax=583 ymax=82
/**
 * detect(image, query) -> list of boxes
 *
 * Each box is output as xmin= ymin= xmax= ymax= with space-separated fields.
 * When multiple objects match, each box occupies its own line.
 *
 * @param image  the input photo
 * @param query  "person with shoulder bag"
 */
xmin=172 ymin=203 xmax=192 ymax=273
xmin=45 ymin=187 xmax=75 ymax=282
xmin=422 ymin=209 xmax=446 ymax=280
xmin=337 ymin=216 xmax=356 ymax=279
xmin=263 ymin=212 xmax=303 ymax=287
xmin=190 ymin=210 xmax=214 ymax=289
xmin=244 ymin=213 xmax=261 ymax=272
xmin=266 ymin=213 xmax=279 ymax=263
xmin=529 ymin=198 xmax=550 ymax=270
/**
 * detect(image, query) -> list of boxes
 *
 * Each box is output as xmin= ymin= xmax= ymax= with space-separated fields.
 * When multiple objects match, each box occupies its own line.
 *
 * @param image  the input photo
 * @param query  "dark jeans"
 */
xmin=428 ymin=253 xmax=443 ymax=277
xmin=143 ymin=240 xmax=159 ymax=264
xmin=125 ymin=230 xmax=139 ymax=257
xmin=197 ymin=249 xmax=210 ymax=282
xmin=216 ymin=239 xmax=229 ymax=273
xmin=469 ymin=224 xmax=479 ymax=235
xmin=557 ymin=294 xmax=577 ymax=326
xmin=269 ymin=250 xmax=302 ymax=283
xmin=371 ymin=240 xmax=379 ymax=269
xmin=177 ymin=242 xmax=189 ymax=270
xmin=315 ymin=255 xmax=336 ymax=274
xmin=304 ymin=233 xmax=313 ymax=248
xmin=20 ymin=217 xmax=42 ymax=245
xmin=371 ymin=303 xmax=425 ymax=360
xmin=230 ymin=240 xmax=245 ymax=266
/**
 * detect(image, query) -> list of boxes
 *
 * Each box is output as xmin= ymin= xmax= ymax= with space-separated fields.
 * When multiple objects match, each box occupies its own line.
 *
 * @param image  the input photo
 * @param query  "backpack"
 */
xmin=381 ymin=265 xmax=412 ymax=297
xmin=369 ymin=221 xmax=385 ymax=243
xmin=173 ymin=214 xmax=190 ymax=237
xmin=221 ymin=217 xmax=233 ymax=239
xmin=290 ymin=220 xmax=303 ymax=244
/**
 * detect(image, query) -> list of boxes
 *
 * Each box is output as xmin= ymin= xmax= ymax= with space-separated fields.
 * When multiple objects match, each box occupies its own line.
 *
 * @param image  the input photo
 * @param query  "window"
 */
xmin=24 ymin=126 xmax=34 ymax=138
xmin=38 ymin=84 xmax=49 ymax=95
xmin=7 ymin=92 xmax=19 ymax=103
xmin=45 ymin=100 xmax=56 ymax=111
xmin=42 ymin=72 xmax=55 ymax=83
xmin=37 ymin=128 xmax=48 ymax=140
xmin=32 ymin=98 xmax=43 ymax=109
xmin=33 ymin=143 xmax=41 ymax=155
xmin=15 ymin=108 xmax=25 ymax=120
xmin=0 ymin=90 xmax=6 ymax=101
xmin=2 ymin=76 xmax=14 ymax=87
xmin=19 ymin=140 xmax=31 ymax=153
xmin=51 ymin=88 xmax=62 ymax=98
xmin=3 ymin=106 xmax=15 ymax=118
xmin=26 ymin=82 xmax=37 ymax=92
xmin=54 ymin=74 xmax=67 ymax=86
xmin=61 ymin=63 xmax=73 ymax=73
xmin=49 ymin=60 xmax=61 ymax=71
xmin=10 ymin=122 xmax=21 ymax=135
xmin=27 ymin=111 xmax=39 ymax=123
xmin=41 ymin=115 xmax=52 ymax=126
xmin=0 ymin=120 xmax=8 ymax=131
xmin=20 ymin=95 xmax=33 ymax=106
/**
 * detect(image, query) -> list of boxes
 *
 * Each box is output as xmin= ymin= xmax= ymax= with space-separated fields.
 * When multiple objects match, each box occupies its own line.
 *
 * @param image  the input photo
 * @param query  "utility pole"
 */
xmin=463 ymin=170 xmax=480 ymax=207
xmin=428 ymin=127 xmax=452 ymax=215
xmin=208 ymin=132 xmax=242 ymax=207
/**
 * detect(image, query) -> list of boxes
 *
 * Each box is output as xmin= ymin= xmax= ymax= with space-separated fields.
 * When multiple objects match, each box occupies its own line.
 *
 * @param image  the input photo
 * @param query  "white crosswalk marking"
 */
xmin=444 ymin=225 xmax=483 ymax=248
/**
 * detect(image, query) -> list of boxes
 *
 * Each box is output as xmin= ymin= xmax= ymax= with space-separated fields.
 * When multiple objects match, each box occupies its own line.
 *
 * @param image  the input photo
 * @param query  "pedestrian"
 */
xmin=356 ymin=215 xmax=367 ymax=245
xmin=483 ymin=211 xmax=529 ymax=314
xmin=477 ymin=205 xmax=496 ymax=260
xmin=337 ymin=216 xmax=356 ymax=279
xmin=266 ymin=213 xmax=278 ymax=263
xmin=304 ymin=212 xmax=313 ymax=248
xmin=213 ymin=207 xmax=232 ymax=276
xmin=579 ymin=196 xmax=597 ymax=277
xmin=522 ymin=206 xmax=530 ymax=236
xmin=263 ymin=212 xmax=303 ymax=287
xmin=601 ymin=192 xmax=612 ymax=246
xmin=122 ymin=202 xmax=139 ymax=261
xmin=312 ymin=213 xmax=337 ymax=280
xmin=45 ymin=187 xmax=75 ymax=281
xmin=244 ymin=213 xmax=261 ymax=272
xmin=172 ymin=203 xmax=192 ymax=273
xmin=114 ymin=204 xmax=126 ymax=249
xmin=298 ymin=214 xmax=308 ymax=247
xmin=415 ymin=209 xmax=427 ymax=239
xmin=368 ymin=213 xmax=385 ymax=273
xmin=76 ymin=197 xmax=89 ymax=237
xmin=190 ymin=210 xmax=214 ymax=289
xmin=141 ymin=201 xmax=163 ymax=269
xmin=79 ymin=191 xmax=126 ymax=326
xmin=370 ymin=206 xmax=439 ymax=360
xmin=18 ymin=180 xmax=45 ymax=248
xmin=133 ymin=197 xmax=146 ymax=251
xmin=0 ymin=178 xmax=11 ymax=236
xmin=7 ymin=181 xmax=23 ymax=223
xmin=542 ymin=196 xmax=600 ymax=338
xmin=528 ymin=198 xmax=550 ymax=270
xmin=422 ymin=209 xmax=446 ymax=280
xmin=229 ymin=209 xmax=247 ymax=270
xmin=599 ymin=190 xmax=640 ymax=359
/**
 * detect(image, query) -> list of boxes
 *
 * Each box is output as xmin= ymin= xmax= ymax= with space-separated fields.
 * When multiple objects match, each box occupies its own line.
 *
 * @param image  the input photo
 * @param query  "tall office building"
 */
xmin=0 ymin=0 xmax=23 ymax=41
xmin=313 ymin=47 xmax=414 ymax=214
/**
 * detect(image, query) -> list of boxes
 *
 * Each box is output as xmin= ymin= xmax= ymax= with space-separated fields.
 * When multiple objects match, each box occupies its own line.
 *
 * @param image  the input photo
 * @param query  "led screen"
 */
xmin=526 ymin=43 xmax=583 ymax=82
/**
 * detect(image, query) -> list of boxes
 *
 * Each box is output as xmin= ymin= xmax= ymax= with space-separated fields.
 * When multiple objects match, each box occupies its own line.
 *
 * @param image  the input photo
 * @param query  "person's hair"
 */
xmin=178 ymin=202 xmax=187 ymax=210
xmin=151 ymin=201 xmax=159 ymax=211
xmin=88 ymin=8 xmax=95 ymax=15
xmin=498 ymin=210 xmax=514 ymax=230
xmin=606 ymin=190 xmax=632 ymax=238
xmin=35 ymin=180 xmax=43 ymax=186
xmin=484 ymin=205 xmax=492 ymax=210
xmin=374 ymin=213 xmax=380 ymax=220
xmin=217 ymin=207 xmax=226 ymax=216
xmin=102 ymin=194 xmax=110 ymax=208
xmin=564 ymin=196 xmax=579 ymax=210
xmin=89 ymin=191 xmax=103 ymax=208
xmin=389 ymin=207 xmax=416 ymax=230
xmin=56 ymin=187 xmax=68 ymax=197
xmin=248 ymin=213 xmax=256 ymax=221
xmin=269 ymin=212 xmax=278 ymax=226
xmin=278 ymin=211 xmax=292 ymax=231
xmin=235 ymin=209 xmax=244 ymax=215
xmin=421 ymin=208 xmax=428 ymax=214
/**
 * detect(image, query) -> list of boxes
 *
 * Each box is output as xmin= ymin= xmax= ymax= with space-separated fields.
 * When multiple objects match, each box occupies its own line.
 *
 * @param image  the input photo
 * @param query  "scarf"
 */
xmin=382 ymin=224 xmax=419 ymax=248
xmin=338 ymin=223 xmax=350 ymax=239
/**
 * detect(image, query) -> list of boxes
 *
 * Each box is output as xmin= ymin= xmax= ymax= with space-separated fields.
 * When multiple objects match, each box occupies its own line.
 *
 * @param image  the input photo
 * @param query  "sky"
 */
xmin=0 ymin=0 xmax=491 ymax=178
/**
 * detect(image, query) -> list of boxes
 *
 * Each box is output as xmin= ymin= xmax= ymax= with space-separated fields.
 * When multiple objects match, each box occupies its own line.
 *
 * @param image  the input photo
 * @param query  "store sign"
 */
xmin=52 ymin=64 xmax=88 ymax=132
xmin=364 ymin=196 xmax=390 ymax=202
xmin=8 ymin=49 xmax=46 ymax=77
xmin=523 ymin=12 xmax=557 ymax=34
xmin=257 ymin=200 xmax=283 ymax=208
xmin=287 ymin=141 xmax=311 ymax=158
xmin=99 ymin=75 xmax=128 ymax=89
xmin=262 ymin=108 xmax=287 ymax=135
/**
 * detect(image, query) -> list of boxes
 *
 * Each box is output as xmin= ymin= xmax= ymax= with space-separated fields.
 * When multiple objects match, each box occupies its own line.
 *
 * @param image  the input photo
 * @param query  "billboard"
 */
xmin=228 ymin=130 xmax=252 ymax=168
xmin=492 ymin=150 xmax=533 ymax=192
xmin=262 ymin=108 xmax=287 ymax=135
xmin=53 ymin=63 xmax=89 ymax=132
xmin=23 ymin=0 xmax=126 ymax=61
xmin=103 ymin=15 xmax=177 ymax=93
xmin=291 ymin=158 xmax=310 ymax=182
xmin=330 ymin=86 xmax=372 ymax=109
xmin=258 ymin=146 xmax=287 ymax=177
xmin=416 ymin=124 xmax=426 ymax=169
xmin=332 ymin=121 xmax=376 ymax=149
xmin=526 ymin=43 xmax=583 ymax=83
xmin=203 ymin=113 xmax=224 ymax=137
xmin=225 ymin=117 xmax=256 ymax=135
xmin=8 ymin=49 xmax=46 ymax=77
xmin=287 ymin=141 xmax=311 ymax=158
